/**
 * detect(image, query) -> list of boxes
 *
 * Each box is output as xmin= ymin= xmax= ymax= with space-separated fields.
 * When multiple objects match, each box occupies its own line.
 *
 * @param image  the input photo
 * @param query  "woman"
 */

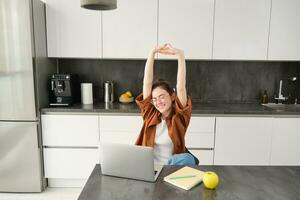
xmin=135 ymin=44 xmax=198 ymax=165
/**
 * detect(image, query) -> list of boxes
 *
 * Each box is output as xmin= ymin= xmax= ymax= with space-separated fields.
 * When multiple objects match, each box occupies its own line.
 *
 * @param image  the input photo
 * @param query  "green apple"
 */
xmin=203 ymin=171 xmax=219 ymax=189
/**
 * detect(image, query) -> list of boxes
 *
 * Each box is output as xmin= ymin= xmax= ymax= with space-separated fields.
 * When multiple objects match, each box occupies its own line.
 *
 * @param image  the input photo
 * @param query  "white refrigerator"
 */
xmin=0 ymin=0 xmax=56 ymax=192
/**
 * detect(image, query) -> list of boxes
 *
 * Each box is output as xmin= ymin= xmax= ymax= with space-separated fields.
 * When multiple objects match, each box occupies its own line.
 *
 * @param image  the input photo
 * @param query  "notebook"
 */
xmin=164 ymin=166 xmax=204 ymax=190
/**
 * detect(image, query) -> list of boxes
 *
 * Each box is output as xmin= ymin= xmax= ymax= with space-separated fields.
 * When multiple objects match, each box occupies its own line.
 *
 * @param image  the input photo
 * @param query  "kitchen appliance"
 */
xmin=0 ymin=0 xmax=56 ymax=192
xmin=104 ymin=81 xmax=114 ymax=103
xmin=50 ymin=74 xmax=78 ymax=106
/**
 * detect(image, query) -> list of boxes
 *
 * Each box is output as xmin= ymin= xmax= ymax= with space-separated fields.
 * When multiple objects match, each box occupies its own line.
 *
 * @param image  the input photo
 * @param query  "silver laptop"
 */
xmin=100 ymin=142 xmax=163 ymax=182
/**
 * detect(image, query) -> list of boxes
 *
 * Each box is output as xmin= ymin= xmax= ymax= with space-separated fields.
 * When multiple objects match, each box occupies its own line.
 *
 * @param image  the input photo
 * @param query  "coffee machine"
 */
xmin=49 ymin=74 xmax=78 ymax=106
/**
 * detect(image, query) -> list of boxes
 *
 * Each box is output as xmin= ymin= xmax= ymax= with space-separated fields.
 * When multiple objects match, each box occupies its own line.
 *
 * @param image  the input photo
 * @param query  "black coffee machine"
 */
xmin=49 ymin=74 xmax=78 ymax=106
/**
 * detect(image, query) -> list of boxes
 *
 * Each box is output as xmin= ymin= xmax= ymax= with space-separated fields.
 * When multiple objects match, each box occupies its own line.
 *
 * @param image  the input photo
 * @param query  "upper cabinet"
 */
xmin=213 ymin=0 xmax=271 ymax=60
xmin=45 ymin=0 xmax=300 ymax=61
xmin=158 ymin=0 xmax=214 ymax=60
xmin=46 ymin=0 xmax=102 ymax=58
xmin=102 ymin=0 xmax=157 ymax=59
xmin=268 ymin=0 xmax=300 ymax=60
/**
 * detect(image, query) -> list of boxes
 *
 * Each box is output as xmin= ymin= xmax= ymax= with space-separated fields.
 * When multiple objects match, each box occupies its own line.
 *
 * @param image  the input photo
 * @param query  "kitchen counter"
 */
xmin=78 ymin=164 xmax=300 ymax=200
xmin=41 ymin=102 xmax=300 ymax=115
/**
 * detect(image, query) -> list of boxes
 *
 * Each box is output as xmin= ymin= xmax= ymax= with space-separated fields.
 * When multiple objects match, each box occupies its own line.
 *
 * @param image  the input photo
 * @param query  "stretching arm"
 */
xmin=176 ymin=51 xmax=187 ymax=107
xmin=143 ymin=49 xmax=155 ymax=99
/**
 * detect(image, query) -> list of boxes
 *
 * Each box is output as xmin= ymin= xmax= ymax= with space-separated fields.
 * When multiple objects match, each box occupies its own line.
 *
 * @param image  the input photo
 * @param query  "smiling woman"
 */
xmin=135 ymin=44 xmax=199 ymax=165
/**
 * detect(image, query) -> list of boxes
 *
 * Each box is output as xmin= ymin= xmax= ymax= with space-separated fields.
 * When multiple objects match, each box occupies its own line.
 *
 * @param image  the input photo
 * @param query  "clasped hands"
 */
xmin=151 ymin=43 xmax=184 ymax=57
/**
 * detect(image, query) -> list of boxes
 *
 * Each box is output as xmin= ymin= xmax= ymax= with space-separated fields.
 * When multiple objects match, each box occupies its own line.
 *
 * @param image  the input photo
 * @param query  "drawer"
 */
xmin=100 ymin=131 xmax=139 ymax=145
xmin=189 ymin=149 xmax=214 ymax=165
xmin=42 ymin=114 xmax=99 ymax=147
xmin=99 ymin=116 xmax=143 ymax=132
xmin=185 ymin=133 xmax=215 ymax=148
xmin=187 ymin=117 xmax=215 ymax=133
xmin=43 ymin=148 xmax=99 ymax=179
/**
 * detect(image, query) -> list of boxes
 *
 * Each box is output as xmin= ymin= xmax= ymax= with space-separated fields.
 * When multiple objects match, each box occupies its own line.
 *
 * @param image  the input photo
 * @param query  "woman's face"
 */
xmin=151 ymin=87 xmax=173 ymax=115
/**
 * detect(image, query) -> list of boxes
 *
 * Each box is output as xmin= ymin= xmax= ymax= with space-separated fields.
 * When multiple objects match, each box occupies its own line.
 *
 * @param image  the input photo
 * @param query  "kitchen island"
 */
xmin=78 ymin=164 xmax=300 ymax=200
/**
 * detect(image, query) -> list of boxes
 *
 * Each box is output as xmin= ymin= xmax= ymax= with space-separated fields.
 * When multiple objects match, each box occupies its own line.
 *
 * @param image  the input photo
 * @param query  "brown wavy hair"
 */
xmin=151 ymin=79 xmax=174 ymax=95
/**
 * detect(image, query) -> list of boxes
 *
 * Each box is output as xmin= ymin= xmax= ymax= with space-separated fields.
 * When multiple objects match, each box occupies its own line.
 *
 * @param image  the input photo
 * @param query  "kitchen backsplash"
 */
xmin=58 ymin=59 xmax=300 ymax=104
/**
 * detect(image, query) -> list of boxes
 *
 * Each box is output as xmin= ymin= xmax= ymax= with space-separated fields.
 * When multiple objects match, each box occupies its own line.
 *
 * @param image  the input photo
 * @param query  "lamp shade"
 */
xmin=81 ymin=0 xmax=117 ymax=10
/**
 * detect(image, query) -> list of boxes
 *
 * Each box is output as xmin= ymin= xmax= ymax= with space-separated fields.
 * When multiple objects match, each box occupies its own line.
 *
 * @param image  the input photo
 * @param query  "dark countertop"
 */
xmin=41 ymin=102 xmax=300 ymax=115
xmin=78 ymin=164 xmax=300 ymax=200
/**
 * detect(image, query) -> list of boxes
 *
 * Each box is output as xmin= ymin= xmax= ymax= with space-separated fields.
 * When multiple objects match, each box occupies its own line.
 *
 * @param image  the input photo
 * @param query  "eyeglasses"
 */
xmin=151 ymin=94 xmax=169 ymax=104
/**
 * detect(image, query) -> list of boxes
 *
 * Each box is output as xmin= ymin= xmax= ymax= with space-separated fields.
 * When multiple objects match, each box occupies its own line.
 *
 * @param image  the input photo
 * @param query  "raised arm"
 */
xmin=159 ymin=44 xmax=187 ymax=107
xmin=143 ymin=49 xmax=155 ymax=99
xmin=143 ymin=45 xmax=167 ymax=99
xmin=176 ymin=51 xmax=187 ymax=107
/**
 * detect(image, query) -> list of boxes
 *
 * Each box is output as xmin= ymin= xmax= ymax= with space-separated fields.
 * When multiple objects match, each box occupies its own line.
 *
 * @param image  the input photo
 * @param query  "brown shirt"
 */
xmin=135 ymin=93 xmax=192 ymax=154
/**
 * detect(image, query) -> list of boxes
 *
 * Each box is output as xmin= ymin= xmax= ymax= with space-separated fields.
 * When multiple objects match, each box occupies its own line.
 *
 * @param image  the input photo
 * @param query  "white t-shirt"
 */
xmin=153 ymin=119 xmax=173 ymax=165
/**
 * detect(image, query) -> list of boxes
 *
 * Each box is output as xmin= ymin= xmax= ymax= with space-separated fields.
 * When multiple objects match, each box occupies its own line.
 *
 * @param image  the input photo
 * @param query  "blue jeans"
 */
xmin=167 ymin=153 xmax=196 ymax=165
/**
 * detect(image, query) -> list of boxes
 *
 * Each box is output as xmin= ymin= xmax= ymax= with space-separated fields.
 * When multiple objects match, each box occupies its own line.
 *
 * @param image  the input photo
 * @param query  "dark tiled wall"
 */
xmin=58 ymin=59 xmax=300 ymax=104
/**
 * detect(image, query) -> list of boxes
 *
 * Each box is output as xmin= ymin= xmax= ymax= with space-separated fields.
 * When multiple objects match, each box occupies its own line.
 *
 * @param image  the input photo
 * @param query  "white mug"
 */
xmin=81 ymin=83 xmax=93 ymax=104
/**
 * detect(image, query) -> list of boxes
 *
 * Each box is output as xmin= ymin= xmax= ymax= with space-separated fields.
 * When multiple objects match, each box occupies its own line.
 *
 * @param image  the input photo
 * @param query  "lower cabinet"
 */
xmin=270 ymin=118 xmax=300 ymax=166
xmin=43 ymin=148 xmax=99 ymax=179
xmin=41 ymin=114 xmax=100 ymax=187
xmin=42 ymin=113 xmax=300 ymax=182
xmin=189 ymin=150 xmax=214 ymax=165
xmin=185 ymin=117 xmax=215 ymax=165
xmin=214 ymin=117 xmax=273 ymax=165
xmin=99 ymin=115 xmax=142 ymax=145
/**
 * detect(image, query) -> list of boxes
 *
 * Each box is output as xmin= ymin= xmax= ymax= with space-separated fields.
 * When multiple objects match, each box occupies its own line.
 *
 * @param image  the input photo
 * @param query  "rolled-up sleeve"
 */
xmin=135 ymin=93 xmax=154 ymax=120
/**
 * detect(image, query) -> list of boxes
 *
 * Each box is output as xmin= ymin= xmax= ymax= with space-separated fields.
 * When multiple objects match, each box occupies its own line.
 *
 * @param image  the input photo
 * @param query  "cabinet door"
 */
xmin=46 ymin=0 xmax=101 ymax=58
xmin=270 ymin=118 xmax=300 ymax=165
xmin=42 ymin=114 xmax=99 ymax=147
xmin=158 ymin=0 xmax=214 ymax=59
xmin=43 ymin=148 xmax=99 ymax=179
xmin=213 ymin=0 xmax=271 ymax=60
xmin=99 ymin=115 xmax=143 ymax=144
xmin=102 ymin=0 xmax=157 ymax=59
xmin=268 ymin=0 xmax=300 ymax=60
xmin=185 ymin=117 xmax=215 ymax=148
xmin=214 ymin=117 xmax=272 ymax=165
xmin=189 ymin=150 xmax=214 ymax=165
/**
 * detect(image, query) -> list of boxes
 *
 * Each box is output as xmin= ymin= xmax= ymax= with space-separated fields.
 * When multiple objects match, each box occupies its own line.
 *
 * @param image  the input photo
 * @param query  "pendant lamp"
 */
xmin=81 ymin=0 xmax=117 ymax=10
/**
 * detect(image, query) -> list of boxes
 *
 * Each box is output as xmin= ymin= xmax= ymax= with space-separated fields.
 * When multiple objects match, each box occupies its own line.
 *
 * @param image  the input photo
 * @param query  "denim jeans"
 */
xmin=167 ymin=153 xmax=196 ymax=165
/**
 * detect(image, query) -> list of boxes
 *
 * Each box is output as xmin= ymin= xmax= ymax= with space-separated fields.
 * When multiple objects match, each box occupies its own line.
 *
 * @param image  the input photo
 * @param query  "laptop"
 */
xmin=100 ymin=142 xmax=163 ymax=182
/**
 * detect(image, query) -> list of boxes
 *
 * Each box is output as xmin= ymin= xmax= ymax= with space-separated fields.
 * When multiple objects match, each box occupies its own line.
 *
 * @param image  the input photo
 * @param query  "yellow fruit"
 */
xmin=120 ymin=93 xmax=129 ymax=99
xmin=125 ymin=91 xmax=132 ymax=97
xmin=203 ymin=171 xmax=219 ymax=189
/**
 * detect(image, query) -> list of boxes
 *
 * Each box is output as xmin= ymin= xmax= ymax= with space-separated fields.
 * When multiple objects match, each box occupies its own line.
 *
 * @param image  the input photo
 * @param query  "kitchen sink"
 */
xmin=262 ymin=103 xmax=300 ymax=112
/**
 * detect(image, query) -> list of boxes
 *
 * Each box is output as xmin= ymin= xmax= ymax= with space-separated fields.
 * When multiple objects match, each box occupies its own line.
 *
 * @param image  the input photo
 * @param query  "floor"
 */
xmin=0 ymin=188 xmax=82 ymax=200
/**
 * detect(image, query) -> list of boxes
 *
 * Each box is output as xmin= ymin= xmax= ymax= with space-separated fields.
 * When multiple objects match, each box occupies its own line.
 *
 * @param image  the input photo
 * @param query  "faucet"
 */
xmin=275 ymin=80 xmax=288 ymax=103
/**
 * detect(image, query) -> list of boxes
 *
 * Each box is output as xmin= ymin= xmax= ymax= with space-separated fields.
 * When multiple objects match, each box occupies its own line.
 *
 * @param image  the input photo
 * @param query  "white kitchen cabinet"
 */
xmin=42 ymin=114 xmax=99 ymax=147
xmin=189 ymin=150 xmax=214 ymax=165
xmin=46 ymin=0 xmax=101 ymax=58
xmin=214 ymin=117 xmax=272 ymax=165
xmin=268 ymin=0 xmax=300 ymax=60
xmin=270 ymin=118 xmax=300 ymax=165
xmin=186 ymin=117 xmax=215 ymax=165
xmin=102 ymin=0 xmax=157 ymax=59
xmin=99 ymin=115 xmax=142 ymax=144
xmin=213 ymin=0 xmax=271 ymax=60
xmin=41 ymin=113 xmax=100 ymax=187
xmin=158 ymin=0 xmax=214 ymax=60
xmin=185 ymin=117 xmax=215 ymax=148
xmin=43 ymin=148 xmax=99 ymax=179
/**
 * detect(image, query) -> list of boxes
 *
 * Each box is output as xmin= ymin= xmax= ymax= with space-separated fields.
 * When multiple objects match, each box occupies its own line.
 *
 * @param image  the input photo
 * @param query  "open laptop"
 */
xmin=100 ymin=142 xmax=163 ymax=182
